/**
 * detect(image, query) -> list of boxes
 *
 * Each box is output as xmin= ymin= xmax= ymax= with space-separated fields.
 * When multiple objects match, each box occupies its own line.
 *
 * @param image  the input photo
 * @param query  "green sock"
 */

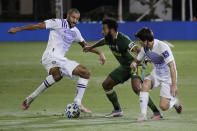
xmin=148 ymin=96 xmax=160 ymax=114
xmin=106 ymin=90 xmax=121 ymax=111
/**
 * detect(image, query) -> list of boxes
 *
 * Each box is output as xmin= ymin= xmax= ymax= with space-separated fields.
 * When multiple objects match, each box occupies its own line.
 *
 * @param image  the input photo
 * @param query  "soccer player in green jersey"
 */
xmin=84 ymin=18 xmax=162 ymax=119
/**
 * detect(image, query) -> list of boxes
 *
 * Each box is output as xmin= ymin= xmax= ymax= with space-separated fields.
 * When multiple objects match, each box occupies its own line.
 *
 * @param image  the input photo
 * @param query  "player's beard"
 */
xmin=104 ymin=32 xmax=113 ymax=43
xmin=67 ymin=20 xmax=76 ymax=28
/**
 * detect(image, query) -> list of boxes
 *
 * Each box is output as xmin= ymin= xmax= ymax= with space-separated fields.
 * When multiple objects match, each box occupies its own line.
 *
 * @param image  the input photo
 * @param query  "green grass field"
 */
xmin=0 ymin=41 xmax=197 ymax=131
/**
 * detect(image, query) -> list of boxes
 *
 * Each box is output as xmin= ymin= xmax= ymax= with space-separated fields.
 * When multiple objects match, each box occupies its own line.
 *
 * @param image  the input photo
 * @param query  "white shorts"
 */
xmin=145 ymin=71 xmax=173 ymax=99
xmin=42 ymin=56 xmax=79 ymax=79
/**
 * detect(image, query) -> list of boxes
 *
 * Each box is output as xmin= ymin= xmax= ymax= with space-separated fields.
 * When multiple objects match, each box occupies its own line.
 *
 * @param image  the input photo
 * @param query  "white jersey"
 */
xmin=137 ymin=39 xmax=177 ymax=81
xmin=42 ymin=19 xmax=84 ymax=59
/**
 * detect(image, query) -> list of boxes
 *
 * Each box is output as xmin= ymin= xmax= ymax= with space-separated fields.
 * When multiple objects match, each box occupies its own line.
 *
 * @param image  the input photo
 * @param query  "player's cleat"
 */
xmin=151 ymin=112 xmax=163 ymax=120
xmin=174 ymin=104 xmax=182 ymax=114
xmin=136 ymin=113 xmax=147 ymax=122
xmin=105 ymin=110 xmax=123 ymax=118
xmin=79 ymin=104 xmax=92 ymax=114
xmin=22 ymin=97 xmax=33 ymax=110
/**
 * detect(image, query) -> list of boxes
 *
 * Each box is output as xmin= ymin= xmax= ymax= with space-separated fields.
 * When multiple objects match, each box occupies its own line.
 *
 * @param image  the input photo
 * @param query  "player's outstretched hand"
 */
xmin=83 ymin=46 xmax=92 ymax=52
xmin=130 ymin=61 xmax=137 ymax=69
xmin=8 ymin=27 xmax=20 ymax=34
xmin=99 ymin=53 xmax=106 ymax=65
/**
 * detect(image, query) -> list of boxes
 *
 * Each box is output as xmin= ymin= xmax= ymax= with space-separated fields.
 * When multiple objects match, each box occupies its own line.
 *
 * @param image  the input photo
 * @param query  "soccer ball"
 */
xmin=65 ymin=103 xmax=80 ymax=118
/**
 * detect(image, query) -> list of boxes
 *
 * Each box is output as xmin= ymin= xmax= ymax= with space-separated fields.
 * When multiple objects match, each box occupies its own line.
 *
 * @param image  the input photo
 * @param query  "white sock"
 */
xmin=29 ymin=75 xmax=55 ymax=99
xmin=139 ymin=92 xmax=149 ymax=116
xmin=74 ymin=78 xmax=88 ymax=105
xmin=169 ymin=97 xmax=178 ymax=109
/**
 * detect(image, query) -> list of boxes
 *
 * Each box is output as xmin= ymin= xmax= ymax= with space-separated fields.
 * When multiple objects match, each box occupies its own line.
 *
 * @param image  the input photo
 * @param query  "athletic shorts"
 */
xmin=145 ymin=70 xmax=174 ymax=99
xmin=42 ymin=56 xmax=79 ymax=79
xmin=109 ymin=64 xmax=145 ymax=84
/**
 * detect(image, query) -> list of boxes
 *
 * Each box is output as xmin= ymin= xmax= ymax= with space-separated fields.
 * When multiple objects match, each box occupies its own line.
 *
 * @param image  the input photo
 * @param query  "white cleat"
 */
xmin=79 ymin=104 xmax=92 ymax=114
xmin=136 ymin=113 xmax=147 ymax=122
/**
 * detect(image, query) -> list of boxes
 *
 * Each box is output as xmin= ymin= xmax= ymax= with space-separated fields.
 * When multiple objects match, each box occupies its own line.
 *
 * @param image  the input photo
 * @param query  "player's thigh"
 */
xmin=141 ymin=79 xmax=152 ymax=92
xmin=73 ymin=64 xmax=90 ymax=79
xmin=144 ymin=70 xmax=160 ymax=90
xmin=109 ymin=65 xmax=130 ymax=85
xmin=131 ymin=64 xmax=146 ymax=83
xmin=102 ymin=76 xmax=117 ymax=89
xmin=131 ymin=78 xmax=141 ymax=94
xmin=160 ymin=82 xmax=173 ymax=99
xmin=43 ymin=56 xmax=80 ymax=80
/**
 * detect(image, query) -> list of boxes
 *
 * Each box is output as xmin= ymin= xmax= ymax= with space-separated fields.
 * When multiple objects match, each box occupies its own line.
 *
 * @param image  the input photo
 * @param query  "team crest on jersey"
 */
xmin=62 ymin=29 xmax=77 ymax=43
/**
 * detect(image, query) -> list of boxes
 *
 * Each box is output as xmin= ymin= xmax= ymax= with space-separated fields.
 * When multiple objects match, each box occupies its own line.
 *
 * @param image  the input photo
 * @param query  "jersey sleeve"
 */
xmin=44 ymin=19 xmax=62 ymax=29
xmin=160 ymin=41 xmax=174 ymax=64
xmin=128 ymin=41 xmax=137 ymax=52
xmin=137 ymin=48 xmax=146 ymax=61
xmin=74 ymin=28 xmax=84 ymax=42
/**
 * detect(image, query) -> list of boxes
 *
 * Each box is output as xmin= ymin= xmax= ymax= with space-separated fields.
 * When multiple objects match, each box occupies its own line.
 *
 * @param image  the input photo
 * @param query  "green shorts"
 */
xmin=109 ymin=64 xmax=146 ymax=84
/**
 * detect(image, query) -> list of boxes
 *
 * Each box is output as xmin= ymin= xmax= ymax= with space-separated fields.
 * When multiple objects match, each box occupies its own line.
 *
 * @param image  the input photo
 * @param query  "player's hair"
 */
xmin=67 ymin=8 xmax=80 ymax=15
xmin=102 ymin=18 xmax=118 ymax=31
xmin=134 ymin=27 xmax=154 ymax=42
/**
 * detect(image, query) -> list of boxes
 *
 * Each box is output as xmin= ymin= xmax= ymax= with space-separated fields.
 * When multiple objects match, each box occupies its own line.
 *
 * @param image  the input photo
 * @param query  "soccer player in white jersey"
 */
xmin=130 ymin=27 xmax=182 ymax=121
xmin=8 ymin=8 xmax=106 ymax=113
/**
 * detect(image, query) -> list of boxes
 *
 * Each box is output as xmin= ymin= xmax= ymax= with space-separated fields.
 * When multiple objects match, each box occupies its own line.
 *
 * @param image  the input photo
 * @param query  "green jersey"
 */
xmin=105 ymin=32 xmax=136 ymax=66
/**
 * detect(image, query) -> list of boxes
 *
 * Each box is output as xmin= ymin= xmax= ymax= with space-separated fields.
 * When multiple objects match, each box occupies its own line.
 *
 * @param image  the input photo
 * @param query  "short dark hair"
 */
xmin=134 ymin=27 xmax=154 ymax=42
xmin=67 ymin=8 xmax=80 ymax=15
xmin=102 ymin=18 xmax=118 ymax=31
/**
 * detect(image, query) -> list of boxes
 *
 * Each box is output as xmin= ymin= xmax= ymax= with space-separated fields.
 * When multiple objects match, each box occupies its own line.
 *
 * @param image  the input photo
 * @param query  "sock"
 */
xmin=105 ymin=90 xmax=121 ymax=111
xmin=29 ymin=75 xmax=55 ymax=99
xmin=169 ymin=97 xmax=178 ymax=109
xmin=148 ymin=96 xmax=160 ymax=114
xmin=139 ymin=92 xmax=149 ymax=115
xmin=74 ymin=78 xmax=88 ymax=105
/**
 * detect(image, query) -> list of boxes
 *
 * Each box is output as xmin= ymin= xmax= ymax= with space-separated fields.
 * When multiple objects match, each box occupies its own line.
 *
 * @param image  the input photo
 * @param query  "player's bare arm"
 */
xmin=131 ymin=45 xmax=141 ymax=53
xmin=83 ymin=38 xmax=105 ymax=52
xmin=8 ymin=22 xmax=46 ymax=34
xmin=168 ymin=61 xmax=178 ymax=97
xmin=128 ymin=45 xmax=142 ymax=68
xmin=79 ymin=41 xmax=106 ymax=65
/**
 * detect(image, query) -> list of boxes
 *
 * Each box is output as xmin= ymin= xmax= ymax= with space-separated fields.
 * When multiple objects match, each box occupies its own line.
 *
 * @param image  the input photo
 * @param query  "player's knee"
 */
xmin=50 ymin=68 xmax=62 ymax=82
xmin=132 ymin=86 xmax=140 ymax=95
xmin=82 ymin=69 xmax=90 ymax=79
xmin=52 ymin=74 xmax=62 ymax=82
xmin=86 ymin=69 xmax=91 ymax=79
xmin=160 ymin=104 xmax=168 ymax=111
xmin=102 ymin=81 xmax=112 ymax=91
xmin=141 ymin=84 xmax=149 ymax=92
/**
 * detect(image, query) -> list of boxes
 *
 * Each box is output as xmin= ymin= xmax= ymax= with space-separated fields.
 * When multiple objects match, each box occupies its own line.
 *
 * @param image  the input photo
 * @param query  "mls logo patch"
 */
xmin=52 ymin=61 xmax=56 ymax=64
xmin=162 ymin=50 xmax=169 ymax=58
xmin=128 ymin=42 xmax=134 ymax=49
